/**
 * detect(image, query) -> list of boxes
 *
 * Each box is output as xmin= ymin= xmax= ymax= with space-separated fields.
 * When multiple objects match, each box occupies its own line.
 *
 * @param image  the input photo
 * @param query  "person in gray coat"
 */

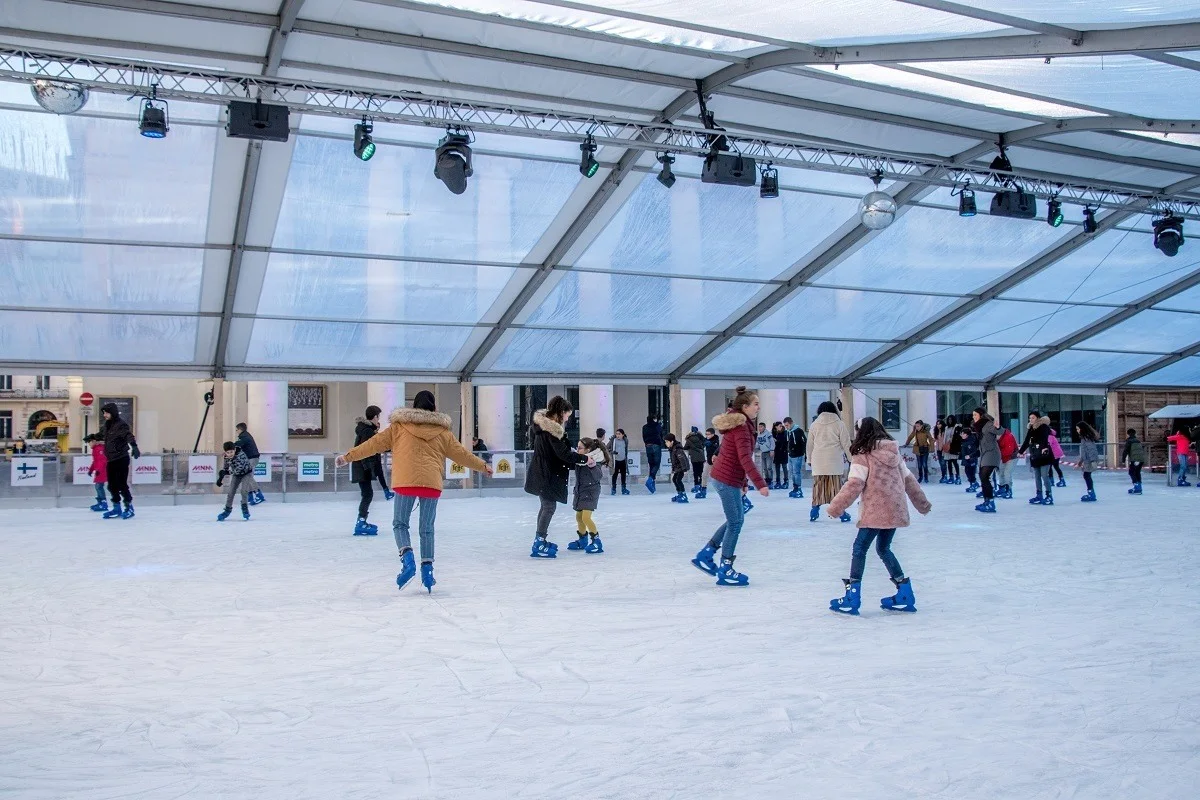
xmin=972 ymin=407 xmax=1000 ymax=513
xmin=570 ymin=437 xmax=608 ymax=554
xmin=1076 ymin=421 xmax=1101 ymax=502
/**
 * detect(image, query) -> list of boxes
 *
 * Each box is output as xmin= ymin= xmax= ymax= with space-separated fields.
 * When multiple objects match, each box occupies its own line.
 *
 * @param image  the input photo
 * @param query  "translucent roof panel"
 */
xmin=243 ymin=319 xmax=476 ymax=370
xmin=255 ymin=254 xmax=515 ymax=325
xmin=573 ymin=175 xmax=860 ymax=280
xmin=524 ymin=271 xmax=762 ymax=332
xmin=273 ymin=137 xmax=580 ymax=263
xmin=0 ymin=241 xmax=204 ymax=313
xmin=818 ymin=206 xmax=1068 ymax=293
xmin=919 ymin=57 xmax=1200 ymax=119
xmin=573 ymin=0 xmax=1005 ymax=45
xmin=952 ymin=1 xmax=1200 ymax=24
xmin=867 ymin=344 xmax=1040 ymax=381
xmin=928 ymin=300 xmax=1112 ymax=347
xmin=751 ymin=287 xmax=958 ymax=341
xmin=490 ymin=329 xmax=702 ymax=373
xmin=1130 ymin=357 xmax=1200 ymax=387
xmin=1010 ymin=349 xmax=1160 ymax=384
xmin=1002 ymin=230 xmax=1190 ymax=305
xmin=0 ymin=108 xmax=216 ymax=242
xmin=0 ymin=310 xmax=197 ymax=363
xmin=1076 ymin=310 xmax=1200 ymax=354
xmin=802 ymin=65 xmax=1094 ymax=119
xmin=694 ymin=337 xmax=886 ymax=377
xmin=1155 ymin=285 xmax=1200 ymax=313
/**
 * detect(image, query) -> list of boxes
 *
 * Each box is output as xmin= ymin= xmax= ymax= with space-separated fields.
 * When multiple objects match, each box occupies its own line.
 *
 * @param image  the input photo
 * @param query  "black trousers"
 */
xmin=672 ymin=472 xmax=685 ymax=494
xmin=611 ymin=459 xmax=628 ymax=490
xmin=1052 ymin=459 xmax=1065 ymax=480
xmin=980 ymin=465 xmax=996 ymax=500
xmin=691 ymin=460 xmax=704 ymax=486
xmin=1129 ymin=462 xmax=1142 ymax=483
xmin=107 ymin=457 xmax=132 ymax=504
xmin=358 ymin=479 xmax=374 ymax=519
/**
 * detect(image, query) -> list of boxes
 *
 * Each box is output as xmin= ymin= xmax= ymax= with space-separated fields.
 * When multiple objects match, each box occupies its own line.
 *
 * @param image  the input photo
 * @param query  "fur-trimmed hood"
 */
xmin=389 ymin=406 xmax=452 ymax=440
xmin=532 ymin=409 xmax=566 ymax=440
xmin=1028 ymin=415 xmax=1051 ymax=430
xmin=712 ymin=411 xmax=748 ymax=432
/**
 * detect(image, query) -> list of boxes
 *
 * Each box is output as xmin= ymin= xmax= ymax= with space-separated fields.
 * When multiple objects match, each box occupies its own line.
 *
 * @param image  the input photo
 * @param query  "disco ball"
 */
xmin=30 ymin=80 xmax=90 ymax=114
xmin=860 ymin=190 xmax=897 ymax=230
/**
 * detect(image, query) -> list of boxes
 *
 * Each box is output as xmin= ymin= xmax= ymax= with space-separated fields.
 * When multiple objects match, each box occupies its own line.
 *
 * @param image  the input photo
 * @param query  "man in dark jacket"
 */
xmin=784 ymin=417 xmax=807 ymax=498
xmin=100 ymin=403 xmax=139 ymax=519
xmin=234 ymin=423 xmax=264 ymax=505
xmin=350 ymin=406 xmax=390 ymax=535
xmin=684 ymin=426 xmax=706 ymax=491
xmin=641 ymin=414 xmax=664 ymax=493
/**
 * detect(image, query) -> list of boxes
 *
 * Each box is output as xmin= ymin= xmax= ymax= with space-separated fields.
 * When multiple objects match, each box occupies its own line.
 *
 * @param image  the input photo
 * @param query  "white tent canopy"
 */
xmin=1148 ymin=404 xmax=1200 ymax=418
xmin=3 ymin=0 xmax=1200 ymax=389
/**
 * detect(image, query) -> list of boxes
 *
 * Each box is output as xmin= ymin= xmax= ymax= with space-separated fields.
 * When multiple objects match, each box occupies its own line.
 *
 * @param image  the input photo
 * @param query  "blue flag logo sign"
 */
xmin=15 ymin=461 xmax=39 ymax=480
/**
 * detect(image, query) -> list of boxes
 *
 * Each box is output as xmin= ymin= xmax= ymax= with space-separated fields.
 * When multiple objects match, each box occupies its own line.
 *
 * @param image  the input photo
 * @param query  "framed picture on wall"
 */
xmin=287 ymin=384 xmax=325 ymax=438
xmin=97 ymin=396 xmax=137 ymax=435
xmin=880 ymin=398 xmax=901 ymax=431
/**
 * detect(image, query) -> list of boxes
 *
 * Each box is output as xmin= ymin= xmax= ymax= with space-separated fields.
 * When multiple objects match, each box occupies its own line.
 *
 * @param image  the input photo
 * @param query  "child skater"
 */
xmin=525 ymin=396 xmax=594 ymax=558
xmin=996 ymin=425 xmax=1018 ymax=499
xmin=691 ymin=386 xmax=770 ymax=587
xmin=85 ymin=433 xmax=108 ymax=512
xmin=350 ymin=405 xmax=386 ymax=536
xmin=1077 ymin=422 xmax=1101 ymax=502
xmin=664 ymin=433 xmax=690 ymax=503
xmin=338 ymin=391 xmax=491 ymax=592
xmin=215 ymin=440 xmax=254 ymax=521
xmin=1122 ymin=428 xmax=1145 ymax=494
xmin=569 ymin=437 xmax=607 ymax=553
xmin=1049 ymin=427 xmax=1068 ymax=487
xmin=959 ymin=423 xmax=979 ymax=493
xmin=829 ymin=417 xmax=931 ymax=615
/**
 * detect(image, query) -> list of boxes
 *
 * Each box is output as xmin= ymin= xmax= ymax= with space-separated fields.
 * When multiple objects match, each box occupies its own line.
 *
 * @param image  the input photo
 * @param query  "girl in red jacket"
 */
xmin=691 ymin=386 xmax=769 ymax=587
xmin=1167 ymin=428 xmax=1192 ymax=486
xmin=85 ymin=433 xmax=108 ymax=512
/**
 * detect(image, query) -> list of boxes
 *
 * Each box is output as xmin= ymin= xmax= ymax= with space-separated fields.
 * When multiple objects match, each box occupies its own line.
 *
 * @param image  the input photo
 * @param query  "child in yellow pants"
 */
xmin=569 ymin=437 xmax=607 ymax=554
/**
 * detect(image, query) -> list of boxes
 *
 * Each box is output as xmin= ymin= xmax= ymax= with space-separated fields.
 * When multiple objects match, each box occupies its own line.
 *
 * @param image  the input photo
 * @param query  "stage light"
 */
xmin=579 ymin=134 xmax=599 ymax=178
xmin=434 ymin=130 xmax=473 ymax=194
xmin=138 ymin=97 xmax=168 ymax=139
xmin=353 ymin=119 xmax=376 ymax=161
xmin=1154 ymin=212 xmax=1185 ymax=257
xmin=1047 ymin=198 xmax=1063 ymax=227
xmin=759 ymin=164 xmax=779 ymax=199
xmin=957 ymin=184 xmax=976 ymax=217
xmin=656 ymin=152 xmax=676 ymax=188
xmin=1082 ymin=207 xmax=1098 ymax=234
xmin=990 ymin=147 xmax=1012 ymax=173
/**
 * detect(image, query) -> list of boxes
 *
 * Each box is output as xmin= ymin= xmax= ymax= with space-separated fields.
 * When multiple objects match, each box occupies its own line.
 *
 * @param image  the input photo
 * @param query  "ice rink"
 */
xmin=3 ymin=472 xmax=1198 ymax=799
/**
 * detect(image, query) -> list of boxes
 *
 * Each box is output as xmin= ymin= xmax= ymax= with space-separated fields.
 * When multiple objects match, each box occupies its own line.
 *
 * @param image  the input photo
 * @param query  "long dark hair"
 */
xmin=817 ymin=400 xmax=839 ymax=416
xmin=546 ymin=395 xmax=573 ymax=422
xmin=972 ymin=406 xmax=992 ymax=431
xmin=850 ymin=417 xmax=893 ymax=455
xmin=413 ymin=390 xmax=436 ymax=412
xmin=1077 ymin=421 xmax=1099 ymax=441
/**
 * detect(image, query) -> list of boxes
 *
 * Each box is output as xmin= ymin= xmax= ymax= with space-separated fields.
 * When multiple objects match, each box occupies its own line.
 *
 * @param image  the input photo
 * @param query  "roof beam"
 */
xmin=1006 ymin=117 xmax=1200 ymax=145
xmin=889 ymin=0 xmax=1081 ymax=40
xmin=1108 ymin=340 xmax=1200 ymax=388
xmin=987 ymin=263 xmax=1200 ymax=386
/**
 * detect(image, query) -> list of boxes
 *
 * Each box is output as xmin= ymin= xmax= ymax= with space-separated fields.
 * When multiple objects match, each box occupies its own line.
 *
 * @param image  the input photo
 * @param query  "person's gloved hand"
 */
xmin=131 ymin=445 xmax=141 ymax=459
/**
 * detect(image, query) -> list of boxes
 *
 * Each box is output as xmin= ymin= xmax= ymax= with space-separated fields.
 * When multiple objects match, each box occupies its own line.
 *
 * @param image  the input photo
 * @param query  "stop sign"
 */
xmin=80 ymin=392 xmax=94 ymax=407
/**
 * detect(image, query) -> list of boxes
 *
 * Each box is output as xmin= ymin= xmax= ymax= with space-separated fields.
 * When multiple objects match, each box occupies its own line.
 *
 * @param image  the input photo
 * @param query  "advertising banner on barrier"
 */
xmin=73 ymin=456 xmax=93 ymax=484
xmin=254 ymin=457 xmax=272 ymax=482
xmin=627 ymin=451 xmax=642 ymax=476
xmin=11 ymin=457 xmax=44 ymax=487
xmin=132 ymin=456 xmax=163 ymax=485
xmin=445 ymin=459 xmax=469 ymax=480
xmin=189 ymin=455 xmax=218 ymax=484
xmin=491 ymin=455 xmax=515 ymax=479
xmin=297 ymin=455 xmax=324 ymax=482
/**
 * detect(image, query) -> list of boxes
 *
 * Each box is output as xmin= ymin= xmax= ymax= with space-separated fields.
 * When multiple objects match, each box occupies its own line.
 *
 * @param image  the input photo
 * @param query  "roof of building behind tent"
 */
xmin=1148 ymin=404 xmax=1200 ymax=419
xmin=2 ymin=0 xmax=1200 ymax=390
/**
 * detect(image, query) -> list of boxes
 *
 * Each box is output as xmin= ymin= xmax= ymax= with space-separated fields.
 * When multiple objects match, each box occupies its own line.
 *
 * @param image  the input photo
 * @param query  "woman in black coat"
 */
xmin=771 ymin=421 xmax=789 ymax=489
xmin=351 ymin=405 xmax=392 ymax=535
xmin=524 ymin=395 xmax=592 ymax=558
xmin=1018 ymin=411 xmax=1056 ymax=505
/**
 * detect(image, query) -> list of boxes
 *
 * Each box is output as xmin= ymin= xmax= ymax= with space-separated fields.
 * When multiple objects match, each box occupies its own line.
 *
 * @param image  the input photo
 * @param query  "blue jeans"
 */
xmin=850 ymin=527 xmax=904 ymax=582
xmin=788 ymin=456 xmax=805 ymax=489
xmin=706 ymin=478 xmax=746 ymax=561
xmin=1177 ymin=454 xmax=1190 ymax=483
xmin=94 ymin=482 xmax=106 ymax=503
xmin=645 ymin=444 xmax=662 ymax=481
xmin=394 ymin=494 xmax=439 ymax=561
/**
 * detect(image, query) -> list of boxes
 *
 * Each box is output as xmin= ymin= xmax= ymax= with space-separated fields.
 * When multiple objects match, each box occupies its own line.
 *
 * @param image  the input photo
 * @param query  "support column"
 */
xmin=459 ymin=381 xmax=474 ymax=449
xmin=579 ymin=384 xmax=615 ymax=440
xmin=669 ymin=382 xmax=683 ymax=439
xmin=840 ymin=385 xmax=857 ymax=431
xmin=680 ymin=388 xmax=706 ymax=434
xmin=246 ymin=381 xmax=288 ymax=453
xmin=756 ymin=388 xmax=789 ymax=427
xmin=986 ymin=388 xmax=1000 ymax=421
xmin=908 ymin=389 xmax=938 ymax=427
xmin=66 ymin=376 xmax=83 ymax=449
xmin=477 ymin=385 xmax=514 ymax=451
xmin=1106 ymin=390 xmax=1120 ymax=453
xmin=211 ymin=377 xmax=225 ymax=454
xmin=368 ymin=382 xmax=406 ymax=415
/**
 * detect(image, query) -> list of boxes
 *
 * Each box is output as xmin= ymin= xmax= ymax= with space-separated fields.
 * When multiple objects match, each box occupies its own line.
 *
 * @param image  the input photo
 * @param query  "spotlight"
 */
xmin=957 ymin=184 xmax=976 ymax=217
xmin=30 ymin=79 xmax=89 ymax=114
xmin=353 ymin=118 xmax=376 ymax=161
xmin=434 ymin=129 xmax=473 ymax=195
xmin=138 ymin=97 xmax=168 ymax=139
xmin=860 ymin=172 xmax=896 ymax=230
xmin=1082 ymin=207 xmax=1098 ymax=234
xmin=1153 ymin=212 xmax=1185 ymax=257
xmin=990 ymin=147 xmax=1012 ymax=173
xmin=655 ymin=152 xmax=676 ymax=188
xmin=1047 ymin=198 xmax=1063 ymax=227
xmin=579 ymin=134 xmax=599 ymax=178
xmin=759 ymin=164 xmax=779 ymax=199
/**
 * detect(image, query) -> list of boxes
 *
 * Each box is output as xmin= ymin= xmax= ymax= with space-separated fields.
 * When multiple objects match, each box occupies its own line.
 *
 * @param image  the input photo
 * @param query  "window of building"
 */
xmin=0 ymin=411 xmax=12 ymax=439
xmin=0 ymin=375 xmax=11 ymax=390
xmin=36 ymin=375 xmax=52 ymax=390
xmin=648 ymin=385 xmax=671 ymax=434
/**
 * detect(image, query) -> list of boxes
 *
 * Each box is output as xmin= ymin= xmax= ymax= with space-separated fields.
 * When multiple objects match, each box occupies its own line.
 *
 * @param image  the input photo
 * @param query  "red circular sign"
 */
xmin=79 ymin=392 xmax=94 ymax=406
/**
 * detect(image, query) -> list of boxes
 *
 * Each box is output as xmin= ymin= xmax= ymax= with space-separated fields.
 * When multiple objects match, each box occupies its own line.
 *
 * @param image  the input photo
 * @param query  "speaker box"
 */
xmin=226 ymin=100 xmax=290 ymax=142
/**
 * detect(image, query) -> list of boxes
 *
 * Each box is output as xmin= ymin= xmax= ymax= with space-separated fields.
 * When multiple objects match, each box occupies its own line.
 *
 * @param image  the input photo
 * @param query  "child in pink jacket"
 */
xmin=1048 ymin=428 xmax=1067 ymax=487
xmin=828 ymin=417 xmax=931 ymax=615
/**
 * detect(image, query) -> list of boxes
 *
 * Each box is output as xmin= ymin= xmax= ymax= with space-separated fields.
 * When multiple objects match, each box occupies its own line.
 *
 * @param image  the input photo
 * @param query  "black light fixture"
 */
xmin=353 ymin=118 xmax=376 ymax=161
xmin=956 ymin=183 xmax=976 ymax=217
xmin=989 ymin=146 xmax=1012 ymax=173
xmin=1153 ymin=212 xmax=1185 ymax=257
xmin=434 ymin=129 xmax=473 ymax=194
xmin=656 ymin=152 xmax=676 ymax=188
xmin=1082 ymin=206 xmax=1098 ymax=234
xmin=1047 ymin=197 xmax=1064 ymax=227
xmin=759 ymin=164 xmax=779 ymax=199
xmin=138 ymin=86 xmax=168 ymax=139
xmin=579 ymin=134 xmax=599 ymax=178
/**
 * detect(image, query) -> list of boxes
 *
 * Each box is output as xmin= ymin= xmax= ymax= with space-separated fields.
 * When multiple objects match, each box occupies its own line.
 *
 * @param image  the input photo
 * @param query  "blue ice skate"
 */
xmin=1056 ymin=479 xmax=1067 ymax=488
xmin=611 ymin=487 xmax=617 ymax=496
xmin=692 ymin=545 xmax=718 ymax=575
xmin=1029 ymin=492 xmax=1044 ymax=505
xmin=567 ymin=533 xmax=588 ymax=551
xmin=1080 ymin=490 xmax=1097 ymax=502
xmin=881 ymin=578 xmax=916 ymax=612
xmin=420 ymin=561 xmax=436 ymax=593
xmin=742 ymin=495 xmax=753 ymax=513
xmin=672 ymin=492 xmax=689 ymax=503
xmin=645 ymin=477 xmax=656 ymax=494
xmin=396 ymin=550 xmax=416 ymax=590
xmin=585 ymin=536 xmax=604 ymax=554
xmin=621 ymin=488 xmax=630 ymax=496
xmin=1129 ymin=482 xmax=1143 ymax=494
xmin=830 ymin=579 xmax=861 ymax=615
xmin=103 ymin=502 xmax=123 ymax=519
xmin=965 ymin=482 xmax=979 ymax=493
xmin=1042 ymin=493 xmax=1054 ymax=506
xmin=120 ymin=503 xmax=135 ymax=520
xmin=810 ymin=505 xmax=820 ymax=522
xmin=353 ymin=518 xmax=378 ymax=536
xmin=217 ymin=508 xmax=232 ymax=521
xmin=715 ymin=557 xmax=749 ymax=586
xmin=696 ymin=487 xmax=707 ymax=499
xmin=839 ymin=511 xmax=852 ymax=523
xmin=974 ymin=499 xmax=996 ymax=513
xmin=90 ymin=500 xmax=108 ymax=512
xmin=241 ymin=503 xmax=250 ymax=521
xmin=530 ymin=537 xmax=558 ymax=558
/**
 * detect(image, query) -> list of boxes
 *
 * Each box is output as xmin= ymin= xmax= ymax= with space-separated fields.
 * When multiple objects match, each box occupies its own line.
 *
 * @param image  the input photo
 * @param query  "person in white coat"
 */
xmin=806 ymin=400 xmax=853 ymax=523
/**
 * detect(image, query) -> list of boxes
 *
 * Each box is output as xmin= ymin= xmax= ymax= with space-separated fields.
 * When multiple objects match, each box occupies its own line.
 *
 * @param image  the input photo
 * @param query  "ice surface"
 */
xmin=2 ymin=472 xmax=1199 ymax=799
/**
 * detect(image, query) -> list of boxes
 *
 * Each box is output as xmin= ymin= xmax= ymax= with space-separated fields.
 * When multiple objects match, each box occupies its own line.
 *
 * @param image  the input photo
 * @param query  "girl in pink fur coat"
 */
xmin=828 ymin=417 xmax=931 ymax=615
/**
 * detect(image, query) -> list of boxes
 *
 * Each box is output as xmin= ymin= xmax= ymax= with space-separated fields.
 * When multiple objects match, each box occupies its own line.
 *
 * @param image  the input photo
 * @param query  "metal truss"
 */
xmin=3 ymin=47 xmax=1200 ymax=218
